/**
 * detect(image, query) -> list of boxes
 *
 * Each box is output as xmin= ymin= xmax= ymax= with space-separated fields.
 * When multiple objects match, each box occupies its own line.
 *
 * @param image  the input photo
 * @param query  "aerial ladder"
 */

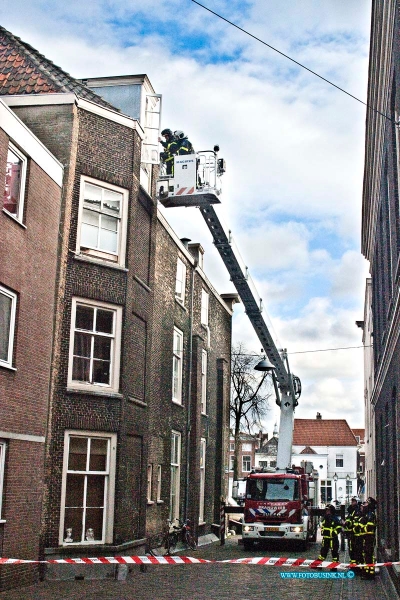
xmin=157 ymin=146 xmax=301 ymax=471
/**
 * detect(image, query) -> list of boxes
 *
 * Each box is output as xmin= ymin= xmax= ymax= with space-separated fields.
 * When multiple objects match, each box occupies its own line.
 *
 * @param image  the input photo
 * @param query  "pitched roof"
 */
xmin=352 ymin=428 xmax=365 ymax=442
xmin=300 ymin=446 xmax=317 ymax=454
xmin=0 ymin=27 xmax=116 ymax=110
xmin=293 ymin=419 xmax=358 ymax=447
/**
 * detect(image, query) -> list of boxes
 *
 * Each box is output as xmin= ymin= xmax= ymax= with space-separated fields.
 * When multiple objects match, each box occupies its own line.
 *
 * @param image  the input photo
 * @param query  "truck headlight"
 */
xmin=290 ymin=526 xmax=303 ymax=533
xmin=243 ymin=526 xmax=255 ymax=532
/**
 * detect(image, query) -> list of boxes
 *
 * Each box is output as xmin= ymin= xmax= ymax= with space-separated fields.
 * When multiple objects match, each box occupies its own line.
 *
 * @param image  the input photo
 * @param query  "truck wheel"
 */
xmin=243 ymin=539 xmax=254 ymax=551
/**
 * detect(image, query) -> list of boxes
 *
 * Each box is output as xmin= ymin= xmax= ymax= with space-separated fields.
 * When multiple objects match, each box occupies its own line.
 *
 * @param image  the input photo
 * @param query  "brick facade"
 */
xmin=0 ymin=105 xmax=63 ymax=589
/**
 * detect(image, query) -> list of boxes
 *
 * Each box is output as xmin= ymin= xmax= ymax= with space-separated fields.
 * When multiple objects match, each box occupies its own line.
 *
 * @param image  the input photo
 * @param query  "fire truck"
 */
xmin=241 ymin=463 xmax=319 ymax=550
xmin=156 ymin=143 xmax=318 ymax=549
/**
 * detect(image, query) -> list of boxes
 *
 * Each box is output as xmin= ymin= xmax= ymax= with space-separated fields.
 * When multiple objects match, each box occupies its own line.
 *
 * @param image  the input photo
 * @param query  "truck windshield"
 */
xmin=247 ymin=478 xmax=299 ymax=501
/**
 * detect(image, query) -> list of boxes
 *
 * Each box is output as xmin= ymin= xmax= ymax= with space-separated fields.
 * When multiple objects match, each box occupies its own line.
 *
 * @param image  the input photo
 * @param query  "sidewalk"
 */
xmin=0 ymin=535 xmax=397 ymax=599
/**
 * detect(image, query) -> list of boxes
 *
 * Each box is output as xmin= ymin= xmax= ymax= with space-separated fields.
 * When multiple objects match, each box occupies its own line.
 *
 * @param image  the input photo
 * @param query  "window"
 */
xmin=270 ymin=460 xmax=276 ymax=468
xmin=172 ymin=327 xmax=183 ymax=404
xmin=147 ymin=464 xmax=153 ymax=503
xmin=336 ymin=454 xmax=344 ymax=468
xmin=346 ymin=479 xmax=352 ymax=499
xmin=0 ymin=286 xmax=17 ymax=369
xmin=320 ymin=480 xmax=333 ymax=504
xmin=0 ymin=441 xmax=6 ymax=519
xmin=68 ymin=298 xmax=122 ymax=392
xmin=77 ymin=177 xmax=128 ymax=266
xmin=259 ymin=461 xmax=268 ymax=468
xmin=170 ymin=432 xmax=181 ymax=521
xmin=156 ymin=465 xmax=162 ymax=502
xmin=175 ymin=258 xmax=186 ymax=303
xmin=242 ymin=443 xmax=252 ymax=452
xmin=199 ymin=438 xmax=206 ymax=523
xmin=229 ymin=442 xmax=235 ymax=452
xmin=201 ymin=290 xmax=209 ymax=326
xmin=201 ymin=350 xmax=207 ymax=414
xmin=229 ymin=455 xmax=235 ymax=471
xmin=60 ymin=431 xmax=117 ymax=545
xmin=242 ymin=455 xmax=251 ymax=472
xmin=3 ymin=143 xmax=27 ymax=222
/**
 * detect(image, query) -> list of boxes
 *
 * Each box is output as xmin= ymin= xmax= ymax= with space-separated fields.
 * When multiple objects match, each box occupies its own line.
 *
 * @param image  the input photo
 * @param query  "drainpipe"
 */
xmin=185 ymin=260 xmax=197 ymax=520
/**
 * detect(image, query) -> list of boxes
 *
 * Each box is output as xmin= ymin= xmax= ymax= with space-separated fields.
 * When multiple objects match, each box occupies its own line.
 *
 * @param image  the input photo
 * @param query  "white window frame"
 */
xmin=201 ymin=349 xmax=207 ymax=414
xmin=59 ymin=430 xmax=117 ymax=546
xmin=172 ymin=327 xmax=183 ymax=404
xmin=0 ymin=441 xmax=6 ymax=520
xmin=229 ymin=442 xmax=235 ymax=452
xmin=201 ymin=289 xmax=209 ymax=326
xmin=199 ymin=438 xmax=206 ymax=523
xmin=229 ymin=455 xmax=235 ymax=471
xmin=76 ymin=175 xmax=129 ymax=267
xmin=3 ymin=142 xmax=27 ymax=223
xmin=170 ymin=431 xmax=181 ymax=521
xmin=67 ymin=297 xmax=122 ymax=393
xmin=175 ymin=258 xmax=186 ymax=304
xmin=242 ymin=455 xmax=251 ymax=472
xmin=336 ymin=454 xmax=344 ymax=468
xmin=0 ymin=285 xmax=17 ymax=369
xmin=156 ymin=465 xmax=162 ymax=502
xmin=147 ymin=464 xmax=153 ymax=503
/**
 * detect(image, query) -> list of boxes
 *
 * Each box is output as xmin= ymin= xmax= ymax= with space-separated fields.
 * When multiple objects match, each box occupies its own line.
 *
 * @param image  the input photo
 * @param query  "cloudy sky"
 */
xmin=0 ymin=0 xmax=372 ymax=430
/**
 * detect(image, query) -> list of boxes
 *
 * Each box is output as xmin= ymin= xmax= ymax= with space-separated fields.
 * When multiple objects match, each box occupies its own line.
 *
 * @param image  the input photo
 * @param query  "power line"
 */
xmin=233 ymin=345 xmax=371 ymax=357
xmin=190 ymin=0 xmax=397 ymax=125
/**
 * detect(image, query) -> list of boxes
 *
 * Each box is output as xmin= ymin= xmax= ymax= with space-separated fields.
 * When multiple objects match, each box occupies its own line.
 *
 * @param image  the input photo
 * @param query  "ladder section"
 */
xmin=199 ymin=205 xmax=289 ymax=389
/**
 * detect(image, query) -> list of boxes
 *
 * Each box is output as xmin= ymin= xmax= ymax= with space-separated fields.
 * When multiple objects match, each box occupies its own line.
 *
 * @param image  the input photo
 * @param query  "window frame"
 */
xmin=242 ymin=455 xmax=251 ymax=472
xmin=229 ymin=455 xmax=235 ymax=471
xmin=76 ymin=176 xmax=129 ymax=267
xmin=175 ymin=257 xmax=187 ymax=304
xmin=336 ymin=454 xmax=344 ymax=468
xmin=201 ymin=289 xmax=209 ymax=326
xmin=199 ymin=438 xmax=206 ymax=523
xmin=0 ymin=285 xmax=17 ymax=370
xmin=147 ymin=464 xmax=153 ymax=503
xmin=156 ymin=465 xmax=162 ymax=502
xmin=170 ymin=431 xmax=181 ymax=521
xmin=172 ymin=327 xmax=183 ymax=404
xmin=201 ymin=349 xmax=207 ymax=414
xmin=67 ymin=297 xmax=122 ymax=393
xmin=3 ymin=142 xmax=27 ymax=223
xmin=59 ymin=430 xmax=117 ymax=546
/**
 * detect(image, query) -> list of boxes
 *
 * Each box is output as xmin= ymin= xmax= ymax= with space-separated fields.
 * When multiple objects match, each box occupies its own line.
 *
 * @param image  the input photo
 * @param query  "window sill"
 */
xmin=0 ymin=519 xmax=6 ymax=524
xmin=157 ymin=500 xmax=164 ymax=505
xmin=147 ymin=500 xmax=155 ymax=506
xmin=0 ymin=363 xmax=17 ymax=372
xmin=172 ymin=399 xmax=184 ymax=407
xmin=73 ymin=253 xmax=128 ymax=271
xmin=175 ymin=298 xmax=187 ymax=311
xmin=198 ymin=521 xmax=206 ymax=526
xmin=128 ymin=396 xmax=147 ymax=407
xmin=2 ymin=209 xmax=26 ymax=229
xmin=66 ymin=387 xmax=123 ymax=399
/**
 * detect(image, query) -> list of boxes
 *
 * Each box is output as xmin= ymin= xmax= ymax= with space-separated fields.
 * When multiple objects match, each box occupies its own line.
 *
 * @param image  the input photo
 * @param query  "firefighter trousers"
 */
xmin=318 ymin=537 xmax=339 ymax=562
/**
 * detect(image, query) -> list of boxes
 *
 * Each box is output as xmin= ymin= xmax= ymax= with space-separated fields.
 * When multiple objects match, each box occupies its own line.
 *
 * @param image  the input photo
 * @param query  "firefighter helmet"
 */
xmin=161 ymin=128 xmax=173 ymax=138
xmin=174 ymin=130 xmax=186 ymax=140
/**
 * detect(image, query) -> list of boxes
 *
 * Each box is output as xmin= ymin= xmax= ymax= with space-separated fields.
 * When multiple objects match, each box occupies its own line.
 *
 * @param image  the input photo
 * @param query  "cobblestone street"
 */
xmin=0 ymin=535 xmax=397 ymax=600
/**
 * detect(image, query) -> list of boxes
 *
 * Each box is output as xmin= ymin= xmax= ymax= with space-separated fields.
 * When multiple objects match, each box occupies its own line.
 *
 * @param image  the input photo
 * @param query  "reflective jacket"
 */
xmin=353 ymin=514 xmax=364 ymax=537
xmin=320 ymin=515 xmax=342 ymax=539
xmin=177 ymin=138 xmax=194 ymax=155
xmin=360 ymin=510 xmax=376 ymax=536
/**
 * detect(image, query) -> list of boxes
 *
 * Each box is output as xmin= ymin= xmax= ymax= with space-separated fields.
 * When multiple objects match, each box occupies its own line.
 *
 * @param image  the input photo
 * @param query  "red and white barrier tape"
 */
xmin=0 ymin=555 xmax=393 ymax=569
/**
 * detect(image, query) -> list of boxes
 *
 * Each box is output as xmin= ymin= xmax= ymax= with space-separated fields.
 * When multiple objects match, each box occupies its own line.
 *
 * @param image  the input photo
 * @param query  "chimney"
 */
xmin=180 ymin=237 xmax=191 ymax=249
xmin=316 ymin=412 xmax=322 ymax=420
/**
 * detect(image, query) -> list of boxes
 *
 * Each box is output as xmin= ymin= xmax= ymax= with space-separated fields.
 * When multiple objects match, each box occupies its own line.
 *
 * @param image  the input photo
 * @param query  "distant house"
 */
xmin=291 ymin=416 xmax=359 ymax=506
xmin=227 ymin=431 xmax=264 ymax=497
xmin=254 ymin=423 xmax=279 ymax=470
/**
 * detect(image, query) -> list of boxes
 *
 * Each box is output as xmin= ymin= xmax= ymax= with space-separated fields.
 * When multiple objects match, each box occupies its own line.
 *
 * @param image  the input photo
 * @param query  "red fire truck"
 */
xmin=242 ymin=464 xmax=318 ymax=550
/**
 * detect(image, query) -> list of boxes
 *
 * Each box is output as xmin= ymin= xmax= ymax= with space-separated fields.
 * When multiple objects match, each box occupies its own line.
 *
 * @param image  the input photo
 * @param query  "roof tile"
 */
xmin=293 ymin=419 xmax=358 ymax=447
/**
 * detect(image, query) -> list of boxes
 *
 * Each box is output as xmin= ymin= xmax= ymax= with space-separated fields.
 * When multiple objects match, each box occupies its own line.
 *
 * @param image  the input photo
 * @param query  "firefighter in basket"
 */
xmin=159 ymin=128 xmax=179 ymax=175
xmin=317 ymin=504 xmax=342 ymax=563
xmin=174 ymin=130 xmax=194 ymax=155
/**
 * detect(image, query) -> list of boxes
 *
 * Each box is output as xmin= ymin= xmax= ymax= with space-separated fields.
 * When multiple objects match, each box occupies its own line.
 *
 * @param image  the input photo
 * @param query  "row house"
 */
xmin=0 ymin=26 xmax=235 ymax=588
xmin=291 ymin=417 xmax=359 ymax=507
xmin=227 ymin=431 xmax=264 ymax=499
xmin=361 ymin=0 xmax=400 ymax=578
xmin=0 ymin=98 xmax=63 ymax=589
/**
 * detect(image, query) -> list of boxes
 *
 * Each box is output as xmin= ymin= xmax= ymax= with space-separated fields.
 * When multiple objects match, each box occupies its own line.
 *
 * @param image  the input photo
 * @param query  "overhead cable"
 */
xmin=190 ymin=0 xmax=397 ymax=125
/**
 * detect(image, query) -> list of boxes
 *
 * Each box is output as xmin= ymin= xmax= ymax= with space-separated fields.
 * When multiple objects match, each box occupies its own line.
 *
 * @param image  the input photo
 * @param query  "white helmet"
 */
xmin=174 ymin=130 xmax=185 ymax=140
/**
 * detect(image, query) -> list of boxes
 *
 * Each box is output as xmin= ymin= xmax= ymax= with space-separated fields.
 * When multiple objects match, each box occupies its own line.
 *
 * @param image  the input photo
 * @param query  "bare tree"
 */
xmin=230 ymin=342 xmax=271 ymax=482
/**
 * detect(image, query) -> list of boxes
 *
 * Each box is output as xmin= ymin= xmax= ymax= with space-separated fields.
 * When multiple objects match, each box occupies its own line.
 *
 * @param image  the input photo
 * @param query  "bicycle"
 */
xmin=164 ymin=519 xmax=197 ymax=554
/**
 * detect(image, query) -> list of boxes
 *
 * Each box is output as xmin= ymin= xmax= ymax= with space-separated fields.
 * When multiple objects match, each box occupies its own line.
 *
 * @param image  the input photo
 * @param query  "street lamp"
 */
xmin=254 ymin=355 xmax=281 ymax=406
xmin=346 ymin=473 xmax=351 ymax=506
xmin=333 ymin=472 xmax=338 ymax=505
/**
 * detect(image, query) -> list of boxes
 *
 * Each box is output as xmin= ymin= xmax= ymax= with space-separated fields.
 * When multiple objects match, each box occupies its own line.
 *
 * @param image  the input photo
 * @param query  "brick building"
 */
xmin=361 ymin=0 xmax=400 ymax=579
xmin=0 ymin=98 xmax=63 ymax=588
xmin=0 ymin=26 xmax=235 ymax=588
xmin=146 ymin=214 xmax=236 ymax=545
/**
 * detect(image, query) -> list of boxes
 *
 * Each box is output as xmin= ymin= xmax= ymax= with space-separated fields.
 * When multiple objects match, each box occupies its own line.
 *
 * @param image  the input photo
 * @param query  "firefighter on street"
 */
xmin=159 ymin=128 xmax=179 ymax=175
xmin=317 ymin=504 xmax=342 ymax=563
xmin=359 ymin=497 xmax=377 ymax=580
xmin=343 ymin=496 xmax=360 ymax=569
